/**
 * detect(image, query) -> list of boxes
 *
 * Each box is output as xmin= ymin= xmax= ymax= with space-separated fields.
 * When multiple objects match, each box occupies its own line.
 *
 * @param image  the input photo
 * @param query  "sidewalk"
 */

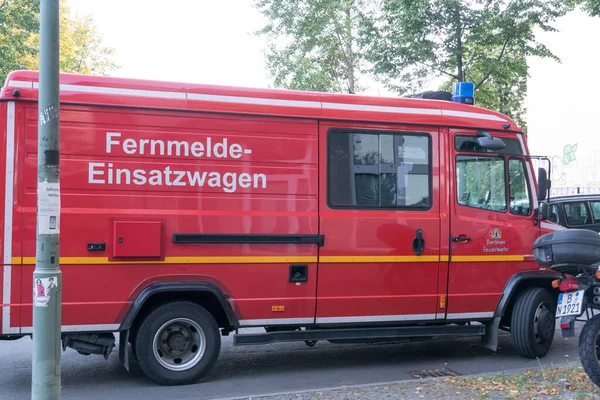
xmin=230 ymin=363 xmax=600 ymax=400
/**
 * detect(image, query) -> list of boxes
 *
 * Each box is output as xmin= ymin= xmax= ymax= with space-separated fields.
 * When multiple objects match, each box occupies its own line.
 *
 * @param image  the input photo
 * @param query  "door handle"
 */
xmin=452 ymin=235 xmax=471 ymax=243
xmin=412 ymin=228 xmax=425 ymax=255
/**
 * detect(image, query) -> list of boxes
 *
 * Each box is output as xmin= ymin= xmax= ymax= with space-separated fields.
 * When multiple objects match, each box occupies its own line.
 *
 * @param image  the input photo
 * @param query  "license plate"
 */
xmin=556 ymin=290 xmax=585 ymax=317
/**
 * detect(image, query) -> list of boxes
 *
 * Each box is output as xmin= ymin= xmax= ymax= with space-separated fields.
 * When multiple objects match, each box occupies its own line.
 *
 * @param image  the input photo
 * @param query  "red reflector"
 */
xmin=561 ymin=323 xmax=571 ymax=329
xmin=559 ymin=279 xmax=580 ymax=292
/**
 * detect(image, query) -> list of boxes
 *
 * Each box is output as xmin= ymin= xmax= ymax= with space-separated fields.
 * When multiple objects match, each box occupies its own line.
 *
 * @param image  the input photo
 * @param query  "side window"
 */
xmin=508 ymin=159 xmax=532 ymax=216
xmin=328 ymin=129 xmax=431 ymax=208
xmin=591 ymin=201 xmax=600 ymax=223
xmin=563 ymin=202 xmax=591 ymax=226
xmin=549 ymin=204 xmax=562 ymax=225
xmin=456 ymin=155 xmax=506 ymax=212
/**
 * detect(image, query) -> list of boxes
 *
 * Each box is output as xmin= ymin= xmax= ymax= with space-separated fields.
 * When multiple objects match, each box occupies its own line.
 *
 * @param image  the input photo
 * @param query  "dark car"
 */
xmin=548 ymin=194 xmax=600 ymax=232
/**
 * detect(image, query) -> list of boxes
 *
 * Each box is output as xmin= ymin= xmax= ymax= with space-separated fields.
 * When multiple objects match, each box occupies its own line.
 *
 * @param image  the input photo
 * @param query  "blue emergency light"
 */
xmin=451 ymin=82 xmax=474 ymax=105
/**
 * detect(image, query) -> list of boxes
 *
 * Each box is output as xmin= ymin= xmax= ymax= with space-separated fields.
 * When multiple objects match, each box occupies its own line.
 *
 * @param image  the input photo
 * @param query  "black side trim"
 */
xmin=234 ymin=324 xmax=485 ymax=346
xmin=173 ymin=233 xmax=325 ymax=246
xmin=119 ymin=282 xmax=239 ymax=330
xmin=495 ymin=270 xmax=562 ymax=317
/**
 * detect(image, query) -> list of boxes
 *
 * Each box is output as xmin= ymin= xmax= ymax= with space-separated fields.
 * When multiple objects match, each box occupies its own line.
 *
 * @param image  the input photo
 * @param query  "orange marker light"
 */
xmin=596 ymin=270 xmax=600 ymax=280
xmin=552 ymin=279 xmax=561 ymax=289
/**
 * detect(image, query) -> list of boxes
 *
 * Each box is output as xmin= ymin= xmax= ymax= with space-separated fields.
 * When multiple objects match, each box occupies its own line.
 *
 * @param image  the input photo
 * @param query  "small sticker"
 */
xmin=37 ymin=181 xmax=60 ymax=234
xmin=33 ymin=276 xmax=59 ymax=307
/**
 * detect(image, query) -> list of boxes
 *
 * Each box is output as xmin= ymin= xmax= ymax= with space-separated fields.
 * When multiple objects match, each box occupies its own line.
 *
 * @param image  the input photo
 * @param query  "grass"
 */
xmin=251 ymin=363 xmax=600 ymax=399
xmin=438 ymin=363 xmax=600 ymax=399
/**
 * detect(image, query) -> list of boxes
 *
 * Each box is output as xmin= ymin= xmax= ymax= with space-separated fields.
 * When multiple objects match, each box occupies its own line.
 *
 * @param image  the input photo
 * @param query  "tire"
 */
xmin=578 ymin=313 xmax=600 ymax=387
xmin=133 ymin=301 xmax=221 ymax=386
xmin=510 ymin=287 xmax=556 ymax=358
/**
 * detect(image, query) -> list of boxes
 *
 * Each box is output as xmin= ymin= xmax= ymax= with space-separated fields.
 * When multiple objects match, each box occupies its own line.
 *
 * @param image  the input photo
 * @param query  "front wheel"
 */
xmin=511 ymin=287 xmax=556 ymax=358
xmin=133 ymin=301 xmax=221 ymax=385
xmin=579 ymin=313 xmax=600 ymax=387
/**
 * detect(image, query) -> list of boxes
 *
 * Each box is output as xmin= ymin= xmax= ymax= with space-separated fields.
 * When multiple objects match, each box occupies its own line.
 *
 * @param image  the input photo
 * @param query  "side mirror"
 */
xmin=536 ymin=201 xmax=549 ymax=221
xmin=476 ymin=136 xmax=506 ymax=151
xmin=537 ymin=167 xmax=550 ymax=201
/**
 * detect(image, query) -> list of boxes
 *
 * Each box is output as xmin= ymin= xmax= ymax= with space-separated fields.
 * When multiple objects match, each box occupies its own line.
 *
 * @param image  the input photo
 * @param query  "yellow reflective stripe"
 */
xmin=14 ymin=256 xmax=318 ymax=265
xmin=12 ymin=254 xmax=528 ymax=265
xmin=450 ymin=255 xmax=525 ymax=262
xmin=319 ymin=255 xmax=440 ymax=263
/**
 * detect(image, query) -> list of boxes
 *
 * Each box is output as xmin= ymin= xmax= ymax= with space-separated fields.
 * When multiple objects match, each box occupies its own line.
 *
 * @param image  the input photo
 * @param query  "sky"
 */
xmin=66 ymin=0 xmax=600 ymax=188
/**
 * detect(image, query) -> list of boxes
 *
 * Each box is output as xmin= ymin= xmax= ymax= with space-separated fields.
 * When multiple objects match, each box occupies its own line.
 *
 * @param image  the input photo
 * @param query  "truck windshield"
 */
xmin=456 ymin=156 xmax=532 ymax=216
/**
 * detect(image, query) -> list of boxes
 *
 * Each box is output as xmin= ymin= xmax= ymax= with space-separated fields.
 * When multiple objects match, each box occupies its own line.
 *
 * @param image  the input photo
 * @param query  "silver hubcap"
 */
xmin=152 ymin=318 xmax=206 ymax=371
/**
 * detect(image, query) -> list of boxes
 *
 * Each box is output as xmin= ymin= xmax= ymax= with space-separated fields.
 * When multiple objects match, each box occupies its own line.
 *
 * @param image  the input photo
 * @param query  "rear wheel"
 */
xmin=134 ymin=301 xmax=221 ymax=385
xmin=511 ymin=287 xmax=556 ymax=358
xmin=578 ymin=313 xmax=600 ymax=387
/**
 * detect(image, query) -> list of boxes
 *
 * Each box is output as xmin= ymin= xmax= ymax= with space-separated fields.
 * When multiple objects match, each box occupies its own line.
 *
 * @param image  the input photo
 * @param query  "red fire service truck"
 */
xmin=0 ymin=70 xmax=564 ymax=386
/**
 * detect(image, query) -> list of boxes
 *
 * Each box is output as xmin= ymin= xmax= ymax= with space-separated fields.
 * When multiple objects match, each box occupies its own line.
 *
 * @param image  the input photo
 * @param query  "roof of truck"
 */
xmin=1 ymin=70 xmax=520 ymax=132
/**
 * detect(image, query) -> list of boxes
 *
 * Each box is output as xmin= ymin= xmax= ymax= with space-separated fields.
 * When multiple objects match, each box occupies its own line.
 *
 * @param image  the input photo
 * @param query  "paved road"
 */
xmin=0 ymin=324 xmax=582 ymax=400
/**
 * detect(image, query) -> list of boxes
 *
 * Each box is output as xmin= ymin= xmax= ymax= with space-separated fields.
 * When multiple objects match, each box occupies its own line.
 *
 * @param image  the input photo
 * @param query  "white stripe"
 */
xmin=315 ymin=314 xmax=437 ymax=324
xmin=541 ymin=221 xmax=566 ymax=231
xmin=517 ymin=134 xmax=539 ymax=209
xmin=446 ymin=312 xmax=494 ymax=319
xmin=322 ymin=102 xmax=440 ymax=115
xmin=187 ymin=93 xmax=321 ymax=108
xmin=2 ymin=102 xmax=15 ymax=335
xmin=7 ymin=80 xmax=507 ymax=123
xmin=7 ymin=80 xmax=33 ymax=89
xmin=19 ymin=324 xmax=121 ymax=334
xmin=238 ymin=318 xmax=314 ymax=326
xmin=441 ymin=109 xmax=506 ymax=122
xmin=61 ymin=83 xmax=186 ymax=99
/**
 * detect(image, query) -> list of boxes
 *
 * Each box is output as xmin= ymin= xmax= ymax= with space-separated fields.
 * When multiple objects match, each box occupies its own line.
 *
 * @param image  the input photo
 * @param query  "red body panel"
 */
xmin=0 ymin=70 xmax=549 ymax=335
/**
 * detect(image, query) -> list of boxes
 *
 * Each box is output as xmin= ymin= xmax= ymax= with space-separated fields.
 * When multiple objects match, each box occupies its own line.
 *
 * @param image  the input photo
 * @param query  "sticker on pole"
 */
xmin=38 ymin=181 xmax=60 ymax=234
xmin=33 ymin=277 xmax=58 ymax=307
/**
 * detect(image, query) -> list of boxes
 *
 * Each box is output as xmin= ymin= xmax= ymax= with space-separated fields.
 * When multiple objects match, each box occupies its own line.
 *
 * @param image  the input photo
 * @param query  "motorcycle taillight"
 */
xmin=559 ymin=279 xmax=580 ymax=292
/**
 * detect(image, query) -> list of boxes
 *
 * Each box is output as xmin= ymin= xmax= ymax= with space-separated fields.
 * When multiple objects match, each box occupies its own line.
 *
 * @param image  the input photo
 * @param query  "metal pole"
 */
xmin=32 ymin=0 xmax=61 ymax=399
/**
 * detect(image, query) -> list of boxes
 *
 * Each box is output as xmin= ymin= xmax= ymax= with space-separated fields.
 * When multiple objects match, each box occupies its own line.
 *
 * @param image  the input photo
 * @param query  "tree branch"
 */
xmin=474 ymin=37 xmax=511 ymax=90
xmin=417 ymin=61 xmax=458 ymax=80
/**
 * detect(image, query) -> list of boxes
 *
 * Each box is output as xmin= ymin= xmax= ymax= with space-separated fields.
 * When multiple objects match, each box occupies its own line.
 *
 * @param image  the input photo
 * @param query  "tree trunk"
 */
xmin=453 ymin=2 xmax=463 ymax=82
xmin=344 ymin=0 xmax=355 ymax=93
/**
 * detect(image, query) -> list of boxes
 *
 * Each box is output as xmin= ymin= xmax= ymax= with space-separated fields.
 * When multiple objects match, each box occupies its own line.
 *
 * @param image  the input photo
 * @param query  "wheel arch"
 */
xmin=495 ymin=270 xmax=562 ymax=327
xmin=119 ymin=282 xmax=240 ymax=333
xmin=482 ymin=270 xmax=561 ymax=353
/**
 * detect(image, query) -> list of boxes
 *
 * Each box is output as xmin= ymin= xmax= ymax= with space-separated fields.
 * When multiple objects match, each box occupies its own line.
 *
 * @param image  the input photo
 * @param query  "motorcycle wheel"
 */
xmin=579 ymin=313 xmax=600 ymax=387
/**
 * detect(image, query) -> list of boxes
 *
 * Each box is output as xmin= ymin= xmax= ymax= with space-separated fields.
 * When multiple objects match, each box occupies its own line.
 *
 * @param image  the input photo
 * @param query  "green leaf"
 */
xmin=1 ymin=0 xmax=118 ymax=84
xmin=253 ymin=0 xmax=368 ymax=93
xmin=572 ymin=143 xmax=578 ymax=152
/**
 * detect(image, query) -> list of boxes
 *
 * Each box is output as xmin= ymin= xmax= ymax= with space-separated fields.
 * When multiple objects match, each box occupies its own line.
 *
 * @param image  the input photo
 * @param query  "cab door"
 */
xmin=315 ymin=123 xmax=442 ymax=324
xmin=445 ymin=129 xmax=541 ymax=321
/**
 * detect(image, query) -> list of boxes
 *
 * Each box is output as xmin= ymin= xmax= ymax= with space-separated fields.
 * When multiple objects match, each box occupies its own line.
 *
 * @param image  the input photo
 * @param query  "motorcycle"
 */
xmin=533 ymin=228 xmax=600 ymax=386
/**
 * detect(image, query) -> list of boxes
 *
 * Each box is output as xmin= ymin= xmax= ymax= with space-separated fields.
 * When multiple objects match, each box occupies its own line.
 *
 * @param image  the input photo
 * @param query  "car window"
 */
xmin=549 ymin=204 xmax=562 ymax=225
xmin=591 ymin=201 xmax=600 ymax=223
xmin=563 ymin=201 xmax=591 ymax=226
xmin=328 ymin=129 xmax=431 ymax=208
xmin=456 ymin=155 xmax=506 ymax=212
xmin=508 ymin=159 xmax=531 ymax=216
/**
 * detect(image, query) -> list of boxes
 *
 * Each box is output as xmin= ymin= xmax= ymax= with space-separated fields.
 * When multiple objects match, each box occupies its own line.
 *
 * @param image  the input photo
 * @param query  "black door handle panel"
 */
xmin=452 ymin=235 xmax=471 ymax=243
xmin=412 ymin=228 xmax=425 ymax=255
